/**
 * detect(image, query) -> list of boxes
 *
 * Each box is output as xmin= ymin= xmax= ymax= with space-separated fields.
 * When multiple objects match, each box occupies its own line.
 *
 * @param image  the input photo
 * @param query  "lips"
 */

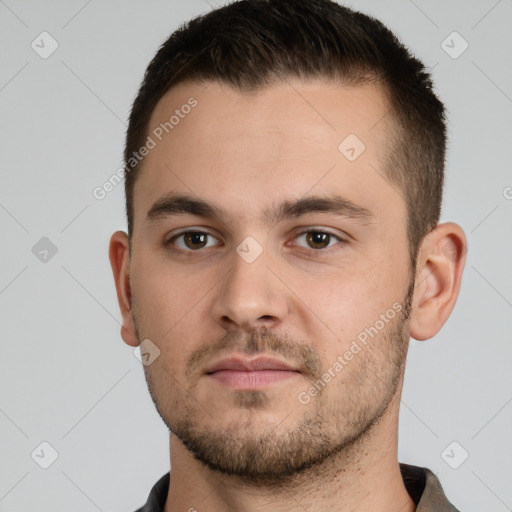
xmin=205 ymin=355 xmax=299 ymax=374
xmin=205 ymin=355 xmax=302 ymax=389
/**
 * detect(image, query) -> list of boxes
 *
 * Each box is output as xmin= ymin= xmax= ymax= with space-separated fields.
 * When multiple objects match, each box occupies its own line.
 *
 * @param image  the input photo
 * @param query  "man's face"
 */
xmin=128 ymin=80 xmax=414 ymax=482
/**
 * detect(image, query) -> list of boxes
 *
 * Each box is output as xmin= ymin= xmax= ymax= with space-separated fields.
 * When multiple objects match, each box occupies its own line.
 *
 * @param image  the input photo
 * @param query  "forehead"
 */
xmin=133 ymin=79 xmax=403 ymax=229
xmin=148 ymin=79 xmax=390 ymax=156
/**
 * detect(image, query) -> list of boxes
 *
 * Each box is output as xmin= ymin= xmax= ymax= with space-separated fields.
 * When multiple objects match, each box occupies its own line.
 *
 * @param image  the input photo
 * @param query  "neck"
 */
xmin=164 ymin=391 xmax=415 ymax=512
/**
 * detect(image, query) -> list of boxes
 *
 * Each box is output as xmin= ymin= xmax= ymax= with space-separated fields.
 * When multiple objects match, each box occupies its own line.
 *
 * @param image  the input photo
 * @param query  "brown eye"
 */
xmin=292 ymin=230 xmax=346 ymax=253
xmin=170 ymin=231 xmax=219 ymax=251
xmin=183 ymin=232 xmax=208 ymax=249
xmin=305 ymin=231 xmax=331 ymax=249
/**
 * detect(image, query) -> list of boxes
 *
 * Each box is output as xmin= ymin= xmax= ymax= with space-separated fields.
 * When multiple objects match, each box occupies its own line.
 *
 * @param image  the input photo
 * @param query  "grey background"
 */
xmin=0 ymin=0 xmax=511 ymax=511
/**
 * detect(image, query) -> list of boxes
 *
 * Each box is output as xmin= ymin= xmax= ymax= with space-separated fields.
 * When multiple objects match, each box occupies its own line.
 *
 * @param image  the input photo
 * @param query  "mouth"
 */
xmin=205 ymin=355 xmax=302 ymax=390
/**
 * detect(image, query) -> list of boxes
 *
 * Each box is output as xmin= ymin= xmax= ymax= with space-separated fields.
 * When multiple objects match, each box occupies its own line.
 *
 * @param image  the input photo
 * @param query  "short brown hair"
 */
xmin=124 ymin=0 xmax=446 ymax=269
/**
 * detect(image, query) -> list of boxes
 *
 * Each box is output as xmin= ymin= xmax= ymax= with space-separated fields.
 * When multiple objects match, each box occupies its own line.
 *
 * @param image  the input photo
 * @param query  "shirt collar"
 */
xmin=134 ymin=463 xmax=460 ymax=512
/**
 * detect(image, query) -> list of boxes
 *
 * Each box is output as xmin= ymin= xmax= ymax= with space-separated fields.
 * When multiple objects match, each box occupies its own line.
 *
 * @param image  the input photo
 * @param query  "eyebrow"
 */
xmin=146 ymin=193 xmax=375 ymax=226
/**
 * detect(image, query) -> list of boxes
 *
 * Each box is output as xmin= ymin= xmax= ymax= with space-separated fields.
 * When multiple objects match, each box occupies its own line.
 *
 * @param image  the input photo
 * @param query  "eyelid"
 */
xmin=165 ymin=226 xmax=349 ymax=252
xmin=166 ymin=228 xmax=222 ymax=250
xmin=289 ymin=227 xmax=348 ymax=243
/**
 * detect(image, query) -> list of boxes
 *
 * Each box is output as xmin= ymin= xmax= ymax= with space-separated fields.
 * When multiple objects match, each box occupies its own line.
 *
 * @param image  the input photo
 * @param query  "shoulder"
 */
xmin=132 ymin=472 xmax=170 ymax=512
xmin=400 ymin=463 xmax=461 ymax=511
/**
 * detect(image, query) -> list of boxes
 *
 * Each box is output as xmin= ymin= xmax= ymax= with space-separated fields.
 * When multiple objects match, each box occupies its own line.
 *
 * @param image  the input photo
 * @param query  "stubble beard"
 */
xmin=135 ymin=280 xmax=414 ymax=487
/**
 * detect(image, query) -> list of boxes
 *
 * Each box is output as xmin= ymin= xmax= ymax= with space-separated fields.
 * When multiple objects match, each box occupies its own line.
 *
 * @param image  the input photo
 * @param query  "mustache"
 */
xmin=186 ymin=328 xmax=323 ymax=381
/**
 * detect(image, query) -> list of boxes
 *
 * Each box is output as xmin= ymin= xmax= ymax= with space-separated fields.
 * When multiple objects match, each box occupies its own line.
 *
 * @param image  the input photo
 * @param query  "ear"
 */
xmin=410 ymin=222 xmax=467 ymax=341
xmin=109 ymin=231 xmax=139 ymax=347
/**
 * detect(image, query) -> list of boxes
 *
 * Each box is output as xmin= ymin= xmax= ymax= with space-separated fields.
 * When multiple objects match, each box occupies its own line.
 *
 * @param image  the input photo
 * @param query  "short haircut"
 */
xmin=124 ymin=0 xmax=446 ymax=269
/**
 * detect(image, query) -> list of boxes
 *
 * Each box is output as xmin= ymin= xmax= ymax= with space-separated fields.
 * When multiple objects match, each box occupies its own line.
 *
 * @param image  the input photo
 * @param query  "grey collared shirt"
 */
xmin=134 ymin=463 xmax=460 ymax=511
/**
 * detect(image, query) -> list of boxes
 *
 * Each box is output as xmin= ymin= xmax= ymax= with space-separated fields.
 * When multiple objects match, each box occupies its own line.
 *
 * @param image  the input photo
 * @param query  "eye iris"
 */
xmin=184 ymin=232 xmax=207 ymax=249
xmin=306 ymin=232 xmax=330 ymax=249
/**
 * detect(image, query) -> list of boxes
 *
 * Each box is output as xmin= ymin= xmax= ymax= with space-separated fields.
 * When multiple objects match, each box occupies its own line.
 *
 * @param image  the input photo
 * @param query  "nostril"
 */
xmin=221 ymin=316 xmax=236 ymax=326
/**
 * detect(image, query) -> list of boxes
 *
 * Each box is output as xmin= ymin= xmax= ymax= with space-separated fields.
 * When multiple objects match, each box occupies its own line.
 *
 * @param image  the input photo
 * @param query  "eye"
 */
xmin=168 ymin=231 xmax=220 ymax=251
xmin=293 ymin=230 xmax=345 ymax=250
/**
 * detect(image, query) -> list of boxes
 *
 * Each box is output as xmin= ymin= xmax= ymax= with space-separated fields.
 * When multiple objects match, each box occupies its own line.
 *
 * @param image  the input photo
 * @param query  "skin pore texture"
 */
xmin=109 ymin=80 xmax=467 ymax=512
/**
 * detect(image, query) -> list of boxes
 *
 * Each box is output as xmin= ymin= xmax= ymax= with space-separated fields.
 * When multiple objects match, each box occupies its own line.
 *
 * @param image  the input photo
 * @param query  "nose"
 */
xmin=211 ymin=250 xmax=289 ymax=332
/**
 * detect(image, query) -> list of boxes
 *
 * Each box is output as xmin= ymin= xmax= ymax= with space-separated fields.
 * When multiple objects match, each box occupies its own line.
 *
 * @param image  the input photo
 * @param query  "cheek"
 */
xmin=143 ymin=359 xmax=192 ymax=421
xmin=131 ymin=254 xmax=205 ymax=334
xmin=131 ymin=256 xmax=216 ymax=375
xmin=313 ymin=261 xmax=403 ymax=347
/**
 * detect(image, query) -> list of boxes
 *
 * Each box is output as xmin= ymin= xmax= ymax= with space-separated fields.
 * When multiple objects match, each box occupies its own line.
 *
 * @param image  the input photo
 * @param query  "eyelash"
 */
xmin=166 ymin=229 xmax=347 ymax=256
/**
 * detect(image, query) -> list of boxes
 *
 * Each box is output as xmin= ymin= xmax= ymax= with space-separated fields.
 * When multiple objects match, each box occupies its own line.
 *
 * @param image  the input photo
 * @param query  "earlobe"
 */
xmin=410 ymin=222 xmax=467 ymax=341
xmin=109 ymin=231 xmax=140 ymax=347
